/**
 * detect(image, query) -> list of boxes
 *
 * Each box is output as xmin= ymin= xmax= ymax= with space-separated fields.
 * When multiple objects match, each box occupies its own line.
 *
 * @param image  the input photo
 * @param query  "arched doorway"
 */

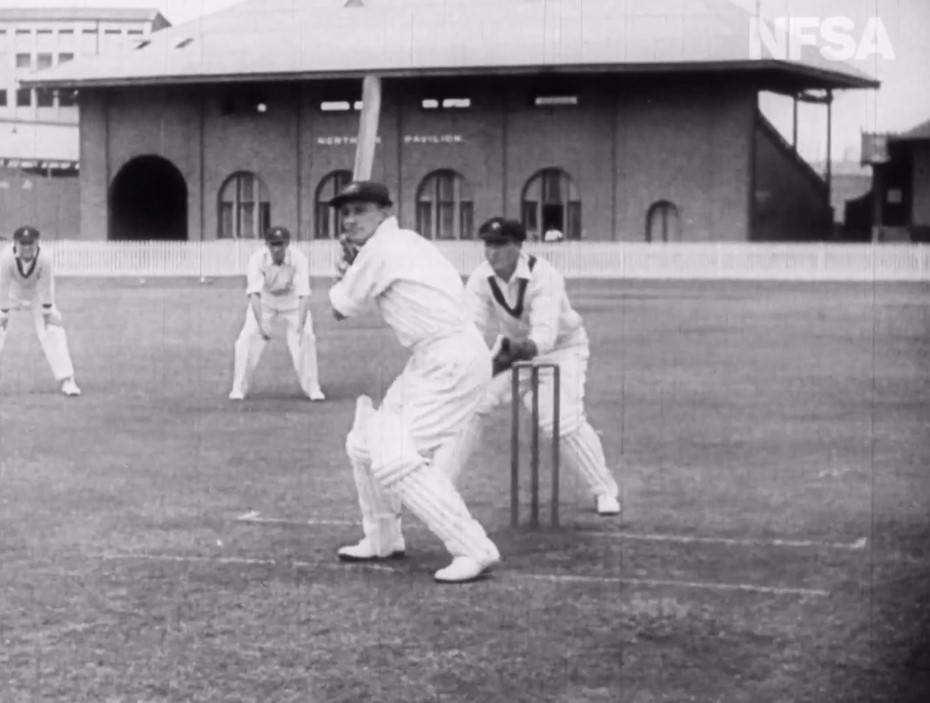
xmin=109 ymin=155 xmax=188 ymax=240
xmin=521 ymin=168 xmax=581 ymax=241
xmin=646 ymin=200 xmax=682 ymax=242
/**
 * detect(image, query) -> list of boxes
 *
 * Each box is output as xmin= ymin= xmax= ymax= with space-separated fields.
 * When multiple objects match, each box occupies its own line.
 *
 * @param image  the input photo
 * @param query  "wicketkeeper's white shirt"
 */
xmin=328 ymin=217 xmax=473 ymax=351
xmin=245 ymin=245 xmax=311 ymax=312
xmin=0 ymin=245 xmax=55 ymax=311
xmin=465 ymin=251 xmax=587 ymax=354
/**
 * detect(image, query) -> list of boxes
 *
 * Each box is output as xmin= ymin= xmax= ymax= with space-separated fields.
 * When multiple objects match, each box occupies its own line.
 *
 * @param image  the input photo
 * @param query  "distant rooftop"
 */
xmin=892 ymin=118 xmax=930 ymax=142
xmin=0 ymin=7 xmax=169 ymax=24
xmin=21 ymin=0 xmax=877 ymax=92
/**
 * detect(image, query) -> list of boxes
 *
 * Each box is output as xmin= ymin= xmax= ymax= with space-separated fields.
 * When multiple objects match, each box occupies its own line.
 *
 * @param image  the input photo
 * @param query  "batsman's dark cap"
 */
xmin=264 ymin=225 xmax=291 ymax=244
xmin=478 ymin=217 xmax=526 ymax=244
xmin=328 ymin=180 xmax=393 ymax=209
xmin=13 ymin=225 xmax=40 ymax=243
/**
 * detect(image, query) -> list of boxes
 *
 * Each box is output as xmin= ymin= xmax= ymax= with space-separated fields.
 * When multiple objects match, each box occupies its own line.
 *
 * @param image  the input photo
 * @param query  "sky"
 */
xmin=2 ymin=0 xmax=927 ymax=162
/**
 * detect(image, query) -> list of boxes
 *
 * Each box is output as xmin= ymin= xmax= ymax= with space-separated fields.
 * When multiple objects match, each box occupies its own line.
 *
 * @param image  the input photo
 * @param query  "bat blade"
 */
xmin=353 ymin=75 xmax=382 ymax=181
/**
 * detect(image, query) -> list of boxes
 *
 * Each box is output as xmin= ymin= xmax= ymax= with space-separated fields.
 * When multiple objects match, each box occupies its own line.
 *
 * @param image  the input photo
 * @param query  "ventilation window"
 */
xmin=421 ymin=97 xmax=471 ymax=110
xmin=320 ymin=100 xmax=362 ymax=112
xmin=534 ymin=95 xmax=579 ymax=107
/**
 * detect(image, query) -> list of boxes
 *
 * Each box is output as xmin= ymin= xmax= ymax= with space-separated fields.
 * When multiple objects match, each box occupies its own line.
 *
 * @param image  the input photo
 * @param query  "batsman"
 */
xmin=456 ymin=217 xmax=621 ymax=516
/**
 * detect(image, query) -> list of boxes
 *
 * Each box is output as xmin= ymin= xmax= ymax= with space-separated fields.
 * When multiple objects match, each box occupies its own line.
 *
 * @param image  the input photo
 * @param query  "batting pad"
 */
xmin=561 ymin=422 xmax=619 ymax=498
xmin=391 ymin=464 xmax=495 ymax=561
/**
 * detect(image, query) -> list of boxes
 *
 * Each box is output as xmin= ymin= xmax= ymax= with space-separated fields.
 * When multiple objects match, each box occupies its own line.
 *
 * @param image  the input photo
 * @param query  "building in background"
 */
xmin=847 ymin=122 xmax=930 ymax=243
xmin=0 ymin=7 xmax=169 ymax=236
xmin=25 ymin=0 xmax=878 ymax=243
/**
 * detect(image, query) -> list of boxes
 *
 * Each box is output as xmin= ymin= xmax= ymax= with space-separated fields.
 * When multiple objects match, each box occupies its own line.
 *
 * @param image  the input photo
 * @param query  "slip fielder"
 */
xmin=0 ymin=226 xmax=81 ymax=396
xmin=455 ymin=217 xmax=621 ymax=516
xmin=328 ymin=180 xmax=500 ymax=584
xmin=229 ymin=225 xmax=324 ymax=401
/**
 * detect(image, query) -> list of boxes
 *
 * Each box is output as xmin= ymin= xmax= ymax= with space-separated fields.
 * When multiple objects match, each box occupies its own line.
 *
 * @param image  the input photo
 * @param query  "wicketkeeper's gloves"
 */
xmin=491 ymin=337 xmax=539 ymax=376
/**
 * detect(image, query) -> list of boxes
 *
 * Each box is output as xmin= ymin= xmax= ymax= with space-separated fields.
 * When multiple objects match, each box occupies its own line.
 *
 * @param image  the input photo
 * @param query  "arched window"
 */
xmin=646 ymin=200 xmax=682 ymax=243
xmin=416 ymin=169 xmax=474 ymax=240
xmin=521 ymin=168 xmax=581 ymax=241
xmin=218 ymin=171 xmax=270 ymax=239
xmin=315 ymin=170 xmax=352 ymax=239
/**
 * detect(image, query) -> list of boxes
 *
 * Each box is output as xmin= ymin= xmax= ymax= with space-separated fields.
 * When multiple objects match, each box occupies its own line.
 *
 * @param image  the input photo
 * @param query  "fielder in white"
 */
xmin=328 ymin=180 xmax=500 ymax=584
xmin=458 ymin=217 xmax=621 ymax=516
xmin=230 ymin=225 xmax=324 ymax=401
xmin=0 ymin=226 xmax=80 ymax=396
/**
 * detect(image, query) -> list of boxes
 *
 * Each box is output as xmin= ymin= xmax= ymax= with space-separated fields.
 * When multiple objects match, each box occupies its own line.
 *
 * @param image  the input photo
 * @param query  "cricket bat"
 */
xmin=352 ymin=76 xmax=382 ymax=181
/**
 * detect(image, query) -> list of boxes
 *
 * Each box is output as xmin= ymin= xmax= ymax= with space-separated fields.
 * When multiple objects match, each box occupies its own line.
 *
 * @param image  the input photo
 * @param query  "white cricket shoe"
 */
xmin=307 ymin=388 xmax=326 ymax=401
xmin=596 ymin=494 xmax=621 ymax=516
xmin=337 ymin=537 xmax=406 ymax=562
xmin=433 ymin=543 xmax=500 ymax=584
xmin=61 ymin=379 xmax=81 ymax=397
xmin=228 ymin=390 xmax=245 ymax=400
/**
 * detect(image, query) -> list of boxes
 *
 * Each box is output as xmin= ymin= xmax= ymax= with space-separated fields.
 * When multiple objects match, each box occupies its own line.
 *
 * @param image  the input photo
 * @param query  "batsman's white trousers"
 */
xmin=448 ymin=342 xmax=619 ymax=499
xmin=0 ymin=303 xmax=75 ymax=382
xmin=230 ymin=303 xmax=321 ymax=398
xmin=344 ymin=326 xmax=498 ymax=561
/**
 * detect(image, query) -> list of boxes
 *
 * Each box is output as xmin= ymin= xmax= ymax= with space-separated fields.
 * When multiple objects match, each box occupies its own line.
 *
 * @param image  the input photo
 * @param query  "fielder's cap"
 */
xmin=478 ymin=217 xmax=526 ymax=244
xmin=13 ymin=225 xmax=40 ymax=243
xmin=328 ymin=180 xmax=393 ymax=209
xmin=264 ymin=225 xmax=291 ymax=244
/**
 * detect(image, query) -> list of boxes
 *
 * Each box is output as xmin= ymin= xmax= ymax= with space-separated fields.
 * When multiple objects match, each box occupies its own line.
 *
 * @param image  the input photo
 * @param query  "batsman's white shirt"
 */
xmin=329 ymin=216 xmax=491 ymax=453
xmin=246 ymin=246 xmax=311 ymax=311
xmin=329 ymin=217 xmax=475 ymax=350
xmin=465 ymin=251 xmax=587 ymax=354
xmin=0 ymin=245 xmax=55 ymax=310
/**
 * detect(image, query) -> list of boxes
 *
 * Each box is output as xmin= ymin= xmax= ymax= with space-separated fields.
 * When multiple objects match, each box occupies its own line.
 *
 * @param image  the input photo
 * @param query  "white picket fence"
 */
xmin=41 ymin=240 xmax=930 ymax=282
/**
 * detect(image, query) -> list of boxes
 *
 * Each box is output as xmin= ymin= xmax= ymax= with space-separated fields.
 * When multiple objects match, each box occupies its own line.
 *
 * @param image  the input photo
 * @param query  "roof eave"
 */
xmin=21 ymin=59 xmax=879 ymax=91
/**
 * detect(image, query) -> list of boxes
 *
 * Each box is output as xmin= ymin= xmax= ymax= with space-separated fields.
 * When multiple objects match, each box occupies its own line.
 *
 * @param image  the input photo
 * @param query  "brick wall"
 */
xmin=79 ymin=74 xmax=760 ymax=242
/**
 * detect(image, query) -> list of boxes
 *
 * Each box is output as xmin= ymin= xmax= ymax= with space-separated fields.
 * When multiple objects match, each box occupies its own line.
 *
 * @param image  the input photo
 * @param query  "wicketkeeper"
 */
xmin=455 ymin=217 xmax=621 ymax=515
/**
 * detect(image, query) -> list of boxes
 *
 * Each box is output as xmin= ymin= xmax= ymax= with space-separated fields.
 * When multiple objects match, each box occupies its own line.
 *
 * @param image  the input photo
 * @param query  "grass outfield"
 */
xmin=1 ymin=277 xmax=928 ymax=703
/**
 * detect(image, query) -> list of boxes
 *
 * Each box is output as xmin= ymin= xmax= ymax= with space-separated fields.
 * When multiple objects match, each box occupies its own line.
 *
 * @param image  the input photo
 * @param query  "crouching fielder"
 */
xmin=328 ymin=180 xmax=499 ymax=584
xmin=0 ymin=226 xmax=80 ymax=396
xmin=455 ymin=218 xmax=621 ymax=516
xmin=230 ymin=225 xmax=324 ymax=401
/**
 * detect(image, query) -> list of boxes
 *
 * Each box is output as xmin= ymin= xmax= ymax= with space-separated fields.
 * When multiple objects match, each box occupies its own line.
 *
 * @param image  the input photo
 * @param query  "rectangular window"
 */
xmin=459 ymin=202 xmax=474 ymax=239
xmin=16 ymin=88 xmax=32 ymax=107
xmin=36 ymin=53 xmax=53 ymax=70
xmin=59 ymin=52 xmax=74 ymax=63
xmin=58 ymin=89 xmax=78 ymax=107
xmin=15 ymin=29 xmax=31 ymax=36
xmin=15 ymin=53 xmax=31 ymax=68
xmin=417 ymin=202 xmax=433 ymax=239
xmin=59 ymin=29 xmax=74 ymax=36
xmin=566 ymin=202 xmax=582 ymax=240
xmin=522 ymin=201 xmax=538 ymax=233
xmin=0 ymin=89 xmax=7 ymax=107
xmin=36 ymin=88 xmax=54 ymax=107
xmin=438 ymin=202 xmax=456 ymax=239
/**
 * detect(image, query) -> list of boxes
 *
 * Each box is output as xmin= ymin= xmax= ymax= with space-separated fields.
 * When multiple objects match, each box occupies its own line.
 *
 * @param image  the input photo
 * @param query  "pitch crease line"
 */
xmin=235 ymin=513 xmax=867 ymax=551
xmin=585 ymin=531 xmax=868 ymax=551
xmin=94 ymin=552 xmax=827 ymax=597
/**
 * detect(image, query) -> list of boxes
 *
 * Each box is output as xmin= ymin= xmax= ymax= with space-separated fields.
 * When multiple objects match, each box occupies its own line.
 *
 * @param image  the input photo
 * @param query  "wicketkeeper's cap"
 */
xmin=478 ymin=217 xmax=526 ymax=244
xmin=264 ymin=225 xmax=291 ymax=244
xmin=12 ymin=225 xmax=40 ymax=243
xmin=328 ymin=180 xmax=393 ymax=209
